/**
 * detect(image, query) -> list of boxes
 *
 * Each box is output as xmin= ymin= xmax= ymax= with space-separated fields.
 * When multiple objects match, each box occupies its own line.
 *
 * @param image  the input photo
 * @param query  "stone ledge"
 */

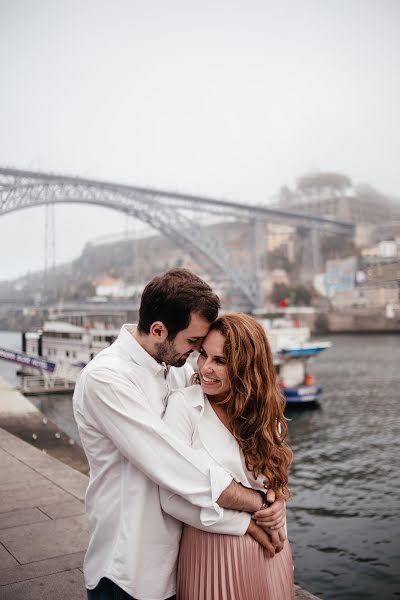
xmin=0 ymin=376 xmax=88 ymax=474
xmin=295 ymin=584 xmax=322 ymax=599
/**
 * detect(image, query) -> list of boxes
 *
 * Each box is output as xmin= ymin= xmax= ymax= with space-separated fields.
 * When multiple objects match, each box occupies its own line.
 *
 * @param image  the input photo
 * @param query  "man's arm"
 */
xmin=217 ymin=480 xmax=264 ymax=512
xmin=76 ymin=368 xmax=233 ymax=524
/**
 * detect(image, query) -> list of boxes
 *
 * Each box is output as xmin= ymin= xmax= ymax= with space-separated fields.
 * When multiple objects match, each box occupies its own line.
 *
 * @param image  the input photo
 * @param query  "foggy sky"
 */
xmin=1 ymin=0 xmax=399 ymax=280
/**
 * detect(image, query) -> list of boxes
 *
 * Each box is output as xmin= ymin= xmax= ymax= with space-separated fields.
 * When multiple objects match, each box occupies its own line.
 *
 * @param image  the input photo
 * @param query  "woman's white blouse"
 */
xmin=160 ymin=385 xmax=268 ymax=535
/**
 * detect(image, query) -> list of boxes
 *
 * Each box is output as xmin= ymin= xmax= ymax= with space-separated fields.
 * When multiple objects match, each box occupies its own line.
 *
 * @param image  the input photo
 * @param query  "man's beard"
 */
xmin=155 ymin=339 xmax=189 ymax=367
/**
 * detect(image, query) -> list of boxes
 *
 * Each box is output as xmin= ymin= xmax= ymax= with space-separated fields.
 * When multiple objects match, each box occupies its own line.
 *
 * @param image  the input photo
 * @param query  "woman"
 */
xmin=160 ymin=313 xmax=294 ymax=600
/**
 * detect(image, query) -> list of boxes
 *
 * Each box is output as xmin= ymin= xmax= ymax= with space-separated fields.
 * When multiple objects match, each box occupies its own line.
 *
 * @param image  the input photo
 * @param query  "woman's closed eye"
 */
xmin=215 ymin=357 xmax=226 ymax=365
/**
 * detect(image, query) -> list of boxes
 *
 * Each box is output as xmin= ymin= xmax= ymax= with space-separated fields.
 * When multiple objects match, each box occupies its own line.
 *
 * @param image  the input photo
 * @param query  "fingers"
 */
xmin=247 ymin=522 xmax=276 ymax=558
xmin=253 ymin=499 xmax=285 ymax=519
xmin=278 ymin=528 xmax=287 ymax=543
xmin=253 ymin=500 xmax=285 ymax=529
xmin=263 ymin=540 xmax=276 ymax=558
xmin=256 ymin=532 xmax=275 ymax=558
xmin=253 ymin=509 xmax=286 ymax=530
xmin=255 ymin=516 xmax=286 ymax=530
xmin=253 ymin=507 xmax=279 ymax=521
xmin=269 ymin=530 xmax=280 ymax=548
xmin=266 ymin=488 xmax=275 ymax=503
xmin=253 ymin=509 xmax=284 ymax=526
xmin=270 ymin=527 xmax=286 ymax=553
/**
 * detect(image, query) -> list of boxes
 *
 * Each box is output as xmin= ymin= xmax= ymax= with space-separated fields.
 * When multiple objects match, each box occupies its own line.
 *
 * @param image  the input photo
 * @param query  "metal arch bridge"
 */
xmin=0 ymin=167 xmax=354 ymax=310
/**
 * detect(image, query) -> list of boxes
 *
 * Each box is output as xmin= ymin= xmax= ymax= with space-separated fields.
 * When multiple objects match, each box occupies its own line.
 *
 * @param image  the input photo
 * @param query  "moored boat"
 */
xmin=260 ymin=317 xmax=331 ymax=404
xmin=1 ymin=313 xmax=331 ymax=403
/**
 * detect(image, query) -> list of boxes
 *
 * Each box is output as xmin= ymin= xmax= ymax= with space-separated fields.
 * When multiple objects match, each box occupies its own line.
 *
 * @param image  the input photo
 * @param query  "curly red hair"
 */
xmin=207 ymin=313 xmax=292 ymax=500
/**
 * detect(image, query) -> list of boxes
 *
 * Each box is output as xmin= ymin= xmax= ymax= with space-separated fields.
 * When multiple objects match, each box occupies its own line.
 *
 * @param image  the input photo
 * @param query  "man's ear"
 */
xmin=149 ymin=321 xmax=168 ymax=342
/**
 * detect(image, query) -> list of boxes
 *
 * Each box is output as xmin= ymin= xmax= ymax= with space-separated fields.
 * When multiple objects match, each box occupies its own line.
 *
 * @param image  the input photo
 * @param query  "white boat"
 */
xmin=1 ymin=314 xmax=331 ymax=402
xmin=19 ymin=320 xmax=119 ymax=383
xmin=260 ymin=317 xmax=331 ymax=404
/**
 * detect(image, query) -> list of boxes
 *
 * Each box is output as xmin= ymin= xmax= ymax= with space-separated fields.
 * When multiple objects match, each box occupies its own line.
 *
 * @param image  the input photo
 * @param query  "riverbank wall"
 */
xmin=282 ymin=308 xmax=400 ymax=334
xmin=0 ymin=376 xmax=88 ymax=474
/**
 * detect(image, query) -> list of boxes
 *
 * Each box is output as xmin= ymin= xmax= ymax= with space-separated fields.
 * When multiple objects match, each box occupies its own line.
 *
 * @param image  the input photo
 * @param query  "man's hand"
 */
xmin=252 ymin=489 xmax=286 ymax=530
xmin=246 ymin=520 xmax=275 ymax=558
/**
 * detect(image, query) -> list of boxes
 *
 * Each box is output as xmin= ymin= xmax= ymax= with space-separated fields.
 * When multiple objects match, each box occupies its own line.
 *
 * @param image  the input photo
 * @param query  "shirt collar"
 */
xmin=184 ymin=384 xmax=206 ymax=410
xmin=118 ymin=324 xmax=168 ymax=376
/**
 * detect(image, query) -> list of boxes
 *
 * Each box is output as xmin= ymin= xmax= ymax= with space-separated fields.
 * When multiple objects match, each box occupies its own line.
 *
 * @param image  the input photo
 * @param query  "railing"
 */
xmin=19 ymin=374 xmax=75 ymax=395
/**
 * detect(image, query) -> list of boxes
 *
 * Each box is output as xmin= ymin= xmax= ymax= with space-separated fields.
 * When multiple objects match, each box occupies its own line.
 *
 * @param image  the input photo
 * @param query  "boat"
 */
xmin=2 ymin=313 xmax=330 ymax=402
xmin=259 ymin=317 xmax=331 ymax=404
xmin=0 ymin=318 xmax=119 ymax=393
xmin=21 ymin=320 xmax=119 ymax=378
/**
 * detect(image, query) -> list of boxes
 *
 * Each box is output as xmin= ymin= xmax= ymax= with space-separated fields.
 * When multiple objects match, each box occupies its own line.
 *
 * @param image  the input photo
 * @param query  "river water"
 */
xmin=0 ymin=331 xmax=399 ymax=599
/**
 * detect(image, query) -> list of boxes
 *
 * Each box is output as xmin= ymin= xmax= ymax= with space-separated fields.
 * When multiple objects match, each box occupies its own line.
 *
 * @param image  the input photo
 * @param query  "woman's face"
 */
xmin=197 ymin=329 xmax=230 ymax=399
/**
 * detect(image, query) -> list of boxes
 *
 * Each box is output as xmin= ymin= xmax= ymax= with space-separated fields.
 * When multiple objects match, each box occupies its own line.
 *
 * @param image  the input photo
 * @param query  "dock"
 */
xmin=0 ymin=377 xmax=322 ymax=599
xmin=17 ymin=375 xmax=75 ymax=396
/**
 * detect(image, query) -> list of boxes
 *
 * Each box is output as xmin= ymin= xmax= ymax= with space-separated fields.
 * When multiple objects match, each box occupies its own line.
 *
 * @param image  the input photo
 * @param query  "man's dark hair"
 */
xmin=137 ymin=268 xmax=220 ymax=340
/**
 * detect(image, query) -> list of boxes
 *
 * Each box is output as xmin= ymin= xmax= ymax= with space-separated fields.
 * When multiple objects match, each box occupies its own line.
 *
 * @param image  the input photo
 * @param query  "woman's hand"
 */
xmin=261 ymin=526 xmax=286 ymax=553
xmin=253 ymin=490 xmax=286 ymax=530
xmin=246 ymin=519 xmax=275 ymax=558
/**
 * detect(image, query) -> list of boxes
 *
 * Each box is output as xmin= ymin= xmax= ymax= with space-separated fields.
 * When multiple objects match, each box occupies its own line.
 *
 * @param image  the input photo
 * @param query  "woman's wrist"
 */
xmin=246 ymin=518 xmax=256 ymax=534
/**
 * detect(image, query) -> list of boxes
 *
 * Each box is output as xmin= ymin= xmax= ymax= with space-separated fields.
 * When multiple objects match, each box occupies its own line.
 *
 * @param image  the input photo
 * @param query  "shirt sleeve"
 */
xmin=159 ymin=389 xmax=250 ymax=535
xmin=78 ymin=366 xmax=232 ymax=525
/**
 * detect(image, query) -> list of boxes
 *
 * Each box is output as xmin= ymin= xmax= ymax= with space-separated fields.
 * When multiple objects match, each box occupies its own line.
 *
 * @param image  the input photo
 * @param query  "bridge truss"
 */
xmin=0 ymin=168 xmax=354 ymax=310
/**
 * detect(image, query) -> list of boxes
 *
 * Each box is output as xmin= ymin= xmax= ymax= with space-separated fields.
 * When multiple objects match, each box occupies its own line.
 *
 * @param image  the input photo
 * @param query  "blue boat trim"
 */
xmin=283 ymin=385 xmax=322 ymax=403
xmin=278 ymin=347 xmax=328 ymax=358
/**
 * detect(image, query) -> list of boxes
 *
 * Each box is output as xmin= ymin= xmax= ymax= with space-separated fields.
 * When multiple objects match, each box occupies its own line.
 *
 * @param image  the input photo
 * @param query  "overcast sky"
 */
xmin=1 ymin=0 xmax=399 ymax=280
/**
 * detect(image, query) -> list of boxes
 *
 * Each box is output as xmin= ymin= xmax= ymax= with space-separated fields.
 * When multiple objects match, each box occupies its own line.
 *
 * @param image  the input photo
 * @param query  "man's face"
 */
xmin=156 ymin=312 xmax=211 ymax=367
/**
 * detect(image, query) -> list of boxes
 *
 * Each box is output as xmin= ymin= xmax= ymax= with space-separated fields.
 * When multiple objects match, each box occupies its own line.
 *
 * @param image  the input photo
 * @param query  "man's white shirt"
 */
xmin=73 ymin=325 xmax=235 ymax=600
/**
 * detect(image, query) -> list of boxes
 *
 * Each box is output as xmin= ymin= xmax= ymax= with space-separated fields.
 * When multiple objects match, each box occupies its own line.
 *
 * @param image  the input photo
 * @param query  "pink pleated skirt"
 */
xmin=177 ymin=525 xmax=295 ymax=600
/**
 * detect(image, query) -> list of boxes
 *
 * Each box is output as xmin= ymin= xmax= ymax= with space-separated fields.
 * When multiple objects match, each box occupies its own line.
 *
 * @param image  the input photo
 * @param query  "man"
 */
xmin=74 ymin=269 xmax=285 ymax=600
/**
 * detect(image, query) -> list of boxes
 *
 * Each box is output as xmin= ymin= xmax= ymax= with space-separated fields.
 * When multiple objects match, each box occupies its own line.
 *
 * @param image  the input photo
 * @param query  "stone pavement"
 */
xmin=0 ymin=426 xmax=88 ymax=599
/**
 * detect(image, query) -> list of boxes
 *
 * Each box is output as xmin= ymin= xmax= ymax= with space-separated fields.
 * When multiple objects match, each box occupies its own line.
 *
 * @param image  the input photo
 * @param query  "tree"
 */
xmin=292 ymin=285 xmax=311 ymax=306
xmin=270 ymin=283 xmax=312 ymax=306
